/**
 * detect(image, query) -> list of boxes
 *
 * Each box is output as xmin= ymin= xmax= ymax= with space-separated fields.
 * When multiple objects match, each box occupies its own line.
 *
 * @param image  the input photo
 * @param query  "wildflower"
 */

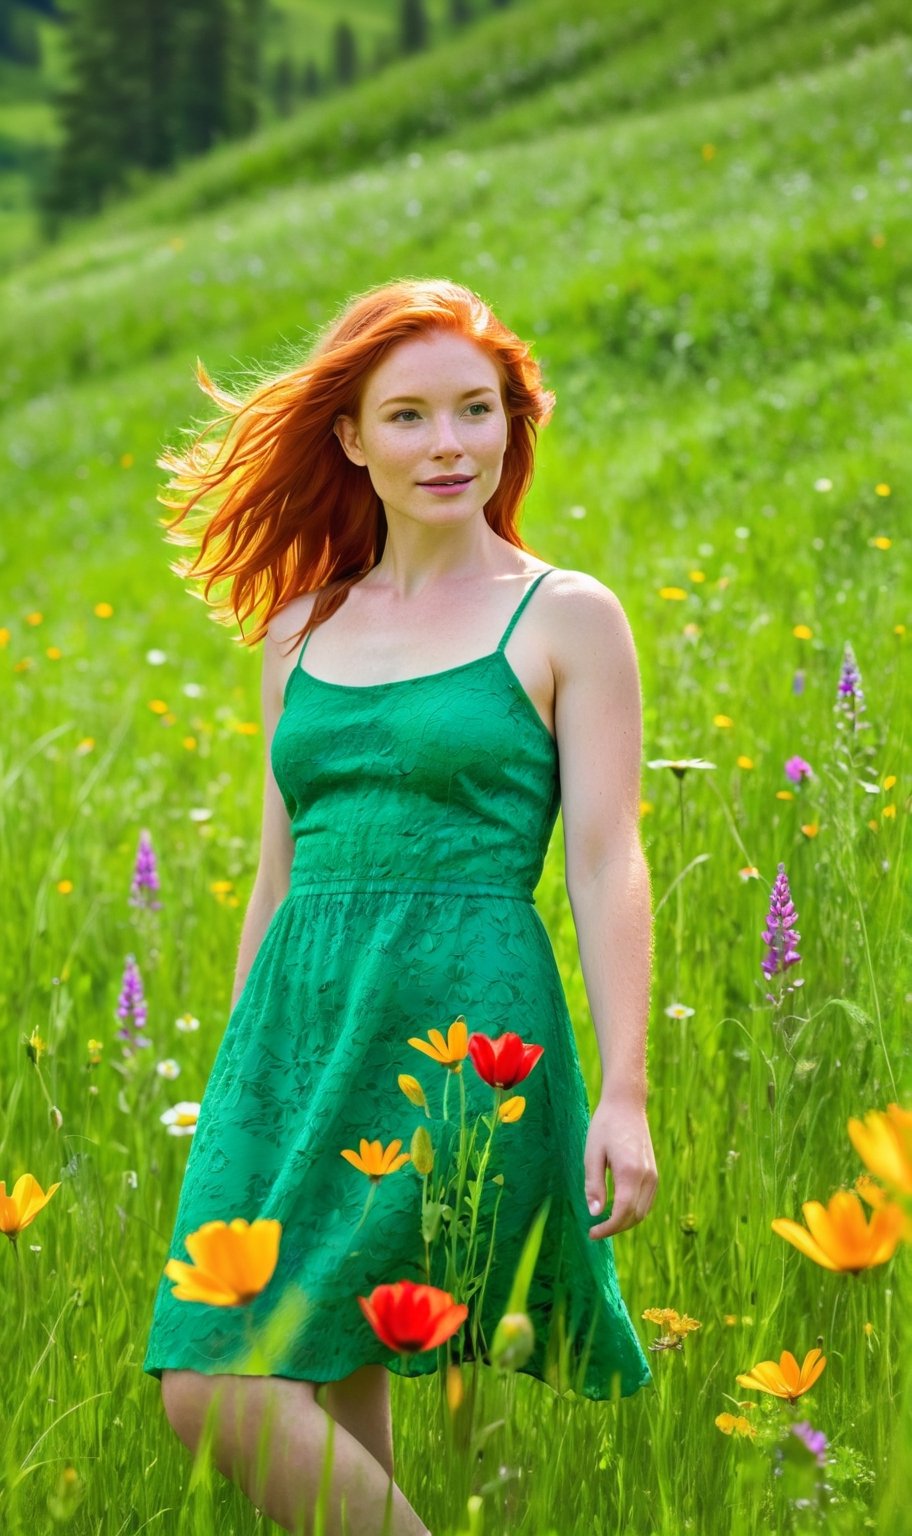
xmin=398 ymin=1073 xmax=427 ymax=1109
xmin=791 ymin=1420 xmax=829 ymax=1466
xmin=761 ymin=863 xmax=802 ymax=995
xmin=664 ymin=1002 xmax=695 ymax=1019
xmin=792 ymin=668 xmax=806 ymax=694
xmin=713 ymin=714 xmax=734 ymax=728
xmin=358 ymin=1279 xmax=468 ymax=1355
xmin=658 ymin=587 xmax=688 ymax=600
xmin=793 ymin=625 xmax=813 ymax=640
xmin=771 ymin=1189 xmax=905 ymax=1272
xmin=0 ymin=1173 xmax=61 ymax=1247
xmin=129 ymin=828 xmax=163 ymax=910
xmin=161 ymin=1101 xmax=200 ymax=1135
xmin=835 ymin=641 xmax=870 ymax=733
xmin=738 ymin=866 xmax=760 ymax=881
xmin=408 ymin=1015 xmax=470 ymax=1073
xmin=737 ymin=756 xmax=754 ymax=770
xmin=715 ymin=1412 xmax=756 ymax=1438
xmin=164 ymin=1217 xmax=281 ymax=1305
xmin=784 ymin=756 xmax=813 ymax=785
xmin=646 ymin=757 xmax=716 ymax=778
xmin=115 ymin=954 xmax=151 ymax=1054
xmin=467 ymin=1032 xmax=544 ymax=1091
xmin=340 ymin=1137 xmax=411 ymax=1182
xmin=490 ymin=1311 xmax=535 ymax=1370
xmin=175 ymin=1012 xmax=200 ymax=1032
xmin=156 ymin=1059 xmax=181 ymax=1080
xmin=847 ymin=1104 xmax=912 ymax=1198
xmin=736 ymin=1347 xmax=826 ymax=1403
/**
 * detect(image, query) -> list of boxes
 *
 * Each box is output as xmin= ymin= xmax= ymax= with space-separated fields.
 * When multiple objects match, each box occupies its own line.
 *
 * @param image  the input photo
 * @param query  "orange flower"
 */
xmin=467 ymin=1031 xmax=544 ymax=1091
xmin=340 ymin=1137 xmax=411 ymax=1181
xmin=358 ymin=1278 xmax=468 ymax=1356
xmin=0 ymin=1173 xmax=61 ymax=1241
xmin=771 ymin=1190 xmax=905 ymax=1273
xmin=164 ymin=1217 xmax=281 ymax=1305
xmin=736 ymin=1347 xmax=825 ymax=1403
xmin=848 ymin=1104 xmax=912 ymax=1197
xmin=408 ymin=1015 xmax=470 ymax=1072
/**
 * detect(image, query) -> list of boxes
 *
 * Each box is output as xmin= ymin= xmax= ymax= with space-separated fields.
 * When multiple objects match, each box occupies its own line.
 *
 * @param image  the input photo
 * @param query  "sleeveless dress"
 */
xmin=142 ymin=566 xmax=653 ymax=1402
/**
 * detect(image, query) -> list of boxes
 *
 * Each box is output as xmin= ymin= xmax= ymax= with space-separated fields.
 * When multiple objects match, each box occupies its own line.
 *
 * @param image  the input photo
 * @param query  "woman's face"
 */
xmin=333 ymin=330 xmax=510 ymax=525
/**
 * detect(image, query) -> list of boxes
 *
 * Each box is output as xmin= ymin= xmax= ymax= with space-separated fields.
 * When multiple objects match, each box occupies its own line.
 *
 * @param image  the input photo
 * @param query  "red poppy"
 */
xmin=358 ymin=1279 xmax=468 ymax=1355
xmin=467 ymin=1031 xmax=544 ymax=1090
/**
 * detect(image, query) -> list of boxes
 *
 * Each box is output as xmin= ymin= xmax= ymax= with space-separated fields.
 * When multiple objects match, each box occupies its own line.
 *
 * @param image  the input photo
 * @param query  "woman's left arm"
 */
xmin=552 ymin=575 xmax=658 ymax=1241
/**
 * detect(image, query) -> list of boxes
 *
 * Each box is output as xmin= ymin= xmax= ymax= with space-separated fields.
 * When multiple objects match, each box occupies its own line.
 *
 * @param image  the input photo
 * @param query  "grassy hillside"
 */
xmin=0 ymin=0 xmax=491 ymax=267
xmin=1 ymin=0 xmax=910 ymax=1530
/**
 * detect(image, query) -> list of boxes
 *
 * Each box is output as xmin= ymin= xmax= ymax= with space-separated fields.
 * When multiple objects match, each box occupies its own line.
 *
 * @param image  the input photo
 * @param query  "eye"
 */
xmin=391 ymin=403 xmax=492 ymax=421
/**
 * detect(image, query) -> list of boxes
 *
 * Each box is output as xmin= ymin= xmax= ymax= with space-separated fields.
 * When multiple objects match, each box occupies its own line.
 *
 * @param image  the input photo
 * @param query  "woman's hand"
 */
xmin=584 ymin=1096 xmax=658 ymax=1240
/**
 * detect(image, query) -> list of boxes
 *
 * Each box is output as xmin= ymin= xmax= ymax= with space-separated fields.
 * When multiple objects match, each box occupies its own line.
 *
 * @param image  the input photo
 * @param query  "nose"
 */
xmin=428 ymin=414 xmax=466 ymax=456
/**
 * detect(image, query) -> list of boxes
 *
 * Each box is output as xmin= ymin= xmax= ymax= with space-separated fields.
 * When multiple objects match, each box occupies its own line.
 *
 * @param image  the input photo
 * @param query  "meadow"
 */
xmin=1 ymin=0 xmax=910 ymax=1531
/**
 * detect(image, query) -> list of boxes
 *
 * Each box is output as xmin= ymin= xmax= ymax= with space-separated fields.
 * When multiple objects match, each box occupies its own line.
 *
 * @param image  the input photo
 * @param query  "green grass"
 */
xmin=1 ymin=0 xmax=910 ymax=1530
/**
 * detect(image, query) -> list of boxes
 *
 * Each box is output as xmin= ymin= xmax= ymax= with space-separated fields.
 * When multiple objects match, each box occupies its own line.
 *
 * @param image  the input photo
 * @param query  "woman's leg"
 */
xmin=160 ymin=1368 xmax=430 ymax=1536
xmin=322 ymin=1363 xmax=395 ymax=1481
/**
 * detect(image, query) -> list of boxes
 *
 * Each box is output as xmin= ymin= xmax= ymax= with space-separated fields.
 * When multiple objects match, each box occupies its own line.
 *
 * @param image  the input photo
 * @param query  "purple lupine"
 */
xmin=129 ymin=828 xmax=163 ymax=910
xmin=835 ymin=641 xmax=867 ymax=729
xmin=761 ymin=862 xmax=802 ymax=985
xmin=115 ymin=953 xmax=151 ymax=1053
xmin=785 ymin=755 xmax=813 ymax=785
xmin=791 ymin=1421 xmax=829 ymax=1468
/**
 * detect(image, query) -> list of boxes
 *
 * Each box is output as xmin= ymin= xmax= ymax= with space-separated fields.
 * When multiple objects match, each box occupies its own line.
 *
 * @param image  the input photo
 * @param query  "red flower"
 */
xmin=467 ymin=1031 xmax=544 ymax=1090
xmin=358 ymin=1279 xmax=468 ymax=1355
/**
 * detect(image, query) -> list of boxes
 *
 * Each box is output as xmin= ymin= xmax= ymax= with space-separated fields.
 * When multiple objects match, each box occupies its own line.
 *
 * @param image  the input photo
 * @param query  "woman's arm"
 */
xmin=551 ymin=574 xmax=657 ymax=1236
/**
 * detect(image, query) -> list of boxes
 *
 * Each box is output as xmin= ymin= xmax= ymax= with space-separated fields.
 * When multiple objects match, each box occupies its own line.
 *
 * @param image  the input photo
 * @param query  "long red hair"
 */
xmin=157 ymin=277 xmax=557 ymax=654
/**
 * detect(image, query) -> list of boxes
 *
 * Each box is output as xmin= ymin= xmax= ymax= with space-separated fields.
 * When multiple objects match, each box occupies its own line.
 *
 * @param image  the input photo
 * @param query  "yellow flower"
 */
xmin=848 ymin=1104 xmax=912 ymax=1197
xmin=883 ymin=775 xmax=896 ymax=791
xmin=715 ymin=1412 xmax=756 ymax=1438
xmin=713 ymin=714 xmax=733 ymax=728
xmin=0 ymin=1173 xmax=62 ymax=1239
xmin=689 ymin=571 xmax=706 ymax=583
xmin=793 ymin=625 xmax=813 ymax=640
xmin=853 ymin=1174 xmax=912 ymax=1244
xmin=148 ymin=699 xmax=169 ymax=715
xmin=776 ymin=790 xmax=794 ymax=801
xmin=874 ymin=482 xmax=890 ymax=494
xmin=340 ymin=1137 xmax=411 ymax=1181
xmin=737 ymin=755 xmax=754 ymax=769
xmin=209 ymin=879 xmax=233 ymax=893
xmin=894 ymin=624 xmax=906 ymax=636
xmin=164 ymin=1218 xmax=281 ymax=1305
xmin=25 ymin=612 xmax=43 ymax=626
xmin=883 ymin=804 xmax=896 ymax=819
xmin=94 ymin=602 xmax=113 ymax=618
xmin=738 ymin=866 xmax=760 ymax=880
xmin=398 ymin=1074 xmax=427 ymax=1108
xmin=736 ymin=1347 xmax=825 ymax=1403
xmin=771 ymin=1189 xmax=905 ymax=1272
xmin=658 ymin=586 xmax=688 ymax=601
xmin=56 ymin=879 xmax=74 ymax=894
xmin=869 ymin=536 xmax=891 ymax=550
xmin=498 ymin=1095 xmax=526 ymax=1123
xmin=801 ymin=823 xmax=820 ymax=839
xmin=408 ymin=1015 xmax=469 ymax=1072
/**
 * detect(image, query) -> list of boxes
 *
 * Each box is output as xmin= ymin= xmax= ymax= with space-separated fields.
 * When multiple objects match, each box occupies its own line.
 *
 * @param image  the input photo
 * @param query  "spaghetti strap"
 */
xmin=495 ymin=567 xmax=555 ymax=653
xmin=295 ymin=626 xmax=315 ymax=673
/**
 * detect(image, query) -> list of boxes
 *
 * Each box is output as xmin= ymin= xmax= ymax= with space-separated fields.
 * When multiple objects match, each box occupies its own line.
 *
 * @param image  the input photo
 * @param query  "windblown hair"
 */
xmin=157 ymin=277 xmax=557 ymax=654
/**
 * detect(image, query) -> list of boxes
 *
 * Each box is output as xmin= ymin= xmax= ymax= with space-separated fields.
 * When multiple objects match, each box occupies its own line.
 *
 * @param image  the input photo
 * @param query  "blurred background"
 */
xmin=1 ymin=1 xmax=910 ymax=1532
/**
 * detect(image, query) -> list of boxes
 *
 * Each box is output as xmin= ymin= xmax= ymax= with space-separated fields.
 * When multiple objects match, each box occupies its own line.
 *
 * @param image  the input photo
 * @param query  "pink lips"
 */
xmin=419 ymin=476 xmax=475 ymax=494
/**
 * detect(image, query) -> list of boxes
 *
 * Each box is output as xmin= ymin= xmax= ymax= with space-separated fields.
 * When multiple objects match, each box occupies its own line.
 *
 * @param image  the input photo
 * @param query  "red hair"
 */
xmin=157 ymin=277 xmax=557 ymax=653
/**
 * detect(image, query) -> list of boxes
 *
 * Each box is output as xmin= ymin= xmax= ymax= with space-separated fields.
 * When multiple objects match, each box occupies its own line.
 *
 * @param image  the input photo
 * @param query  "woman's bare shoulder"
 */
xmin=265 ymin=588 xmax=321 ymax=652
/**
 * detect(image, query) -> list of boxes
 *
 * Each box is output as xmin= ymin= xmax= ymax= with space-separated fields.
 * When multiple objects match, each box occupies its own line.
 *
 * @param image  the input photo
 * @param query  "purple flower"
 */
xmin=785 ymin=755 xmax=813 ymax=785
xmin=792 ymin=668 xmax=805 ymax=695
xmin=129 ymin=827 xmax=163 ymax=910
xmin=115 ymin=953 xmax=151 ymax=1054
xmin=761 ymin=862 xmax=802 ymax=982
xmin=834 ymin=641 xmax=870 ymax=735
xmin=791 ymin=1420 xmax=829 ymax=1467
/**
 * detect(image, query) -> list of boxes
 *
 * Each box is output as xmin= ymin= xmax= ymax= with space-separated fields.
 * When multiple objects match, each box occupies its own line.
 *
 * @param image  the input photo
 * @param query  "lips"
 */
xmin=419 ymin=476 xmax=475 ymax=485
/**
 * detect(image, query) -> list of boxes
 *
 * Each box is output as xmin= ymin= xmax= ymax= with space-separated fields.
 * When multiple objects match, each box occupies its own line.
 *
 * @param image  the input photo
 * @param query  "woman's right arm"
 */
xmin=230 ymin=620 xmax=296 ymax=1009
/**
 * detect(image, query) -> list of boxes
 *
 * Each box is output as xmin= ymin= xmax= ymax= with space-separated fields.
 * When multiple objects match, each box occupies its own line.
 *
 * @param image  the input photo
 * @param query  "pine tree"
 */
xmin=271 ymin=54 xmax=295 ymax=117
xmin=400 ymin=0 xmax=428 ymax=54
xmin=332 ymin=19 xmax=356 ymax=87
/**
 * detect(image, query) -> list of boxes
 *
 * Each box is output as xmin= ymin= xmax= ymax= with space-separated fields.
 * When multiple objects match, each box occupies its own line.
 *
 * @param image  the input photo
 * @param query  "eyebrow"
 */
xmin=378 ymin=387 xmax=499 ymax=408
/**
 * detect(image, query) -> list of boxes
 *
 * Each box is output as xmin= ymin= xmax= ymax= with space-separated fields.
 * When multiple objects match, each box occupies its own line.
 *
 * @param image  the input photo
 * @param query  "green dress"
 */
xmin=142 ymin=565 xmax=653 ymax=1401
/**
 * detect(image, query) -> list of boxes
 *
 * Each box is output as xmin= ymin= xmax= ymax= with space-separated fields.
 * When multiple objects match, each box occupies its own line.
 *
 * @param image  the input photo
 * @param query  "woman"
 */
xmin=143 ymin=277 xmax=658 ymax=1536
